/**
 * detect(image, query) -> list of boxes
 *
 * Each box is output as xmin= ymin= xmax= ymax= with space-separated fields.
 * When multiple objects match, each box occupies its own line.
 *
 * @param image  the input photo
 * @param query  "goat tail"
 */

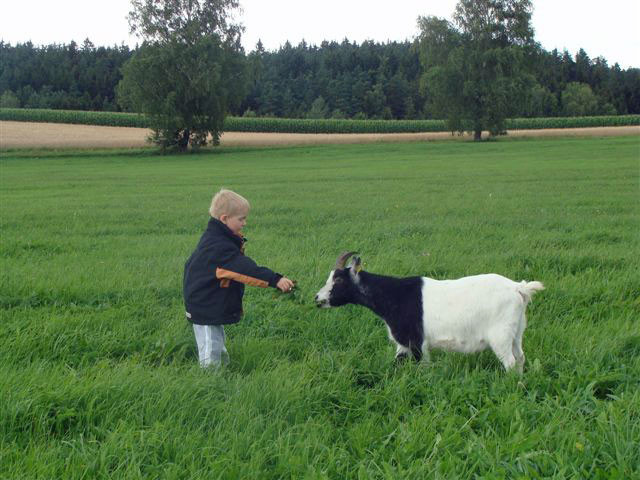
xmin=517 ymin=280 xmax=545 ymax=304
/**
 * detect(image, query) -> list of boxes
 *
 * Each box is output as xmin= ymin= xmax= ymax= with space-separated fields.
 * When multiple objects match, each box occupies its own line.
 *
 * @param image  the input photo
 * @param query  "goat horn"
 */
xmin=335 ymin=251 xmax=357 ymax=269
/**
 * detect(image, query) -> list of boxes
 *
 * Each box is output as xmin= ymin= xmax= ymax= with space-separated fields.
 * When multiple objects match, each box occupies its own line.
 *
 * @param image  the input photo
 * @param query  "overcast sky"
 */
xmin=1 ymin=0 xmax=638 ymax=69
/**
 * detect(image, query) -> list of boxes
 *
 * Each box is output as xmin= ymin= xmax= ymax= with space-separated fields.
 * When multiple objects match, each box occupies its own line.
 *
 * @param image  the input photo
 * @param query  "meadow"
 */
xmin=1 ymin=136 xmax=639 ymax=479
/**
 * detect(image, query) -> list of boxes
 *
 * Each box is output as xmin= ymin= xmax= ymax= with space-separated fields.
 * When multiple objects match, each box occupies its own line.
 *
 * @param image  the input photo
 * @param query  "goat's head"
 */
xmin=314 ymin=251 xmax=363 ymax=308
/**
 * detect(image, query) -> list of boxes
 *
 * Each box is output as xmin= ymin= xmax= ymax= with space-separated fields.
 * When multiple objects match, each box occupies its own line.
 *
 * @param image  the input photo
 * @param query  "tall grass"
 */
xmin=1 ymin=137 xmax=639 ymax=478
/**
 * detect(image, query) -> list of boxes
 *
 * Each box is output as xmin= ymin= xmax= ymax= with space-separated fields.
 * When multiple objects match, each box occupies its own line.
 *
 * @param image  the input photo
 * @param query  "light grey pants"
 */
xmin=192 ymin=324 xmax=229 ymax=368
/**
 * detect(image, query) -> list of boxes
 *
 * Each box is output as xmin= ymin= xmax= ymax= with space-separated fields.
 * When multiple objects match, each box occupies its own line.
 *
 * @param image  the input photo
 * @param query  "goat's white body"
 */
xmin=396 ymin=273 xmax=542 ymax=372
xmin=422 ymin=274 xmax=525 ymax=352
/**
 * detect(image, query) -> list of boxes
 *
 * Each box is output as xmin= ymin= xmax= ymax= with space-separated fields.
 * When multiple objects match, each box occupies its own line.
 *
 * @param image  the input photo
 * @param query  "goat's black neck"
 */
xmin=350 ymin=270 xmax=425 ymax=356
xmin=352 ymin=271 xmax=423 ymax=318
xmin=351 ymin=271 xmax=405 ymax=316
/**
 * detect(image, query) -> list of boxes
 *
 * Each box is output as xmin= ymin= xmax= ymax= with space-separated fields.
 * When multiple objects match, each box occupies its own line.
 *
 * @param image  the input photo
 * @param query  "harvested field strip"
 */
xmin=1 ymin=121 xmax=639 ymax=149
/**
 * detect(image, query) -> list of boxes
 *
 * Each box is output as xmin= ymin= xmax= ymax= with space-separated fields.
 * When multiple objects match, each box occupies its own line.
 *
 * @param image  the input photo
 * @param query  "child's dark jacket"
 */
xmin=183 ymin=218 xmax=282 ymax=325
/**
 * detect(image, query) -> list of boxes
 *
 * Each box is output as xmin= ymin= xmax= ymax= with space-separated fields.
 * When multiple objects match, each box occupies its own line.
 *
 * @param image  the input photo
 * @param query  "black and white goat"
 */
xmin=314 ymin=252 xmax=544 ymax=373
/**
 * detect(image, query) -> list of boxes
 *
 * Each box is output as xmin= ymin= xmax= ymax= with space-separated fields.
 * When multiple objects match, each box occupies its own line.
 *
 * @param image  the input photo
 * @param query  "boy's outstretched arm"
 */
xmin=216 ymin=245 xmax=291 ymax=291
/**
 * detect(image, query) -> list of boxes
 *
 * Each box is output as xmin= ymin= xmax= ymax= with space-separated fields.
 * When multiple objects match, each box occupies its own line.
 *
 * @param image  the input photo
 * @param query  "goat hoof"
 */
xmin=395 ymin=353 xmax=410 ymax=364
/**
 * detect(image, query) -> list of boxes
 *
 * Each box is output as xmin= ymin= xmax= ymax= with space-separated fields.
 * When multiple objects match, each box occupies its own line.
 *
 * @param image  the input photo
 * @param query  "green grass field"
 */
xmin=1 ymin=137 xmax=639 ymax=479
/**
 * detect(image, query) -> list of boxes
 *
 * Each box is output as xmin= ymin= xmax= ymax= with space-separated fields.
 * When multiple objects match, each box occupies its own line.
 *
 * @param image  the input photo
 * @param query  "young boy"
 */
xmin=183 ymin=189 xmax=295 ymax=368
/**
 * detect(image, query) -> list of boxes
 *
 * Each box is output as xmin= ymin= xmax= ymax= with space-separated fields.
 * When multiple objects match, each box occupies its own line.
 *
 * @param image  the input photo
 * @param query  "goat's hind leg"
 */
xmin=489 ymin=335 xmax=518 ymax=373
xmin=512 ymin=313 xmax=526 ymax=374
xmin=512 ymin=335 xmax=525 ymax=375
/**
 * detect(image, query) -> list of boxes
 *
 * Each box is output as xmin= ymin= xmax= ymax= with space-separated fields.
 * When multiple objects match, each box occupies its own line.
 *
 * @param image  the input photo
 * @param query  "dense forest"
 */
xmin=1 ymin=38 xmax=639 ymax=119
xmin=0 ymin=40 xmax=132 ymax=112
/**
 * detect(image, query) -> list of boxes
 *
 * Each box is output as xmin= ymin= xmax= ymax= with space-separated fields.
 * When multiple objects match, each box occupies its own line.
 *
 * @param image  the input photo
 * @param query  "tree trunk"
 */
xmin=178 ymin=129 xmax=190 ymax=151
xmin=474 ymin=129 xmax=482 ymax=141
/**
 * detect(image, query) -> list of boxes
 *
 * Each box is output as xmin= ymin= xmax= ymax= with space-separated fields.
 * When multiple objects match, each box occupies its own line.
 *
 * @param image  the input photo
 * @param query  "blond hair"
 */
xmin=209 ymin=189 xmax=250 ymax=218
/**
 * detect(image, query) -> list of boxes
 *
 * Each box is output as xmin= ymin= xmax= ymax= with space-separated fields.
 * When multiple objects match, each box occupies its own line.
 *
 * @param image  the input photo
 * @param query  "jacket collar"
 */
xmin=208 ymin=218 xmax=246 ymax=247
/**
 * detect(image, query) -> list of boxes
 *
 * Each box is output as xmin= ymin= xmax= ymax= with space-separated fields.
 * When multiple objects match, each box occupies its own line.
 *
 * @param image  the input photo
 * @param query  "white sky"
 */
xmin=1 ymin=0 xmax=638 ymax=69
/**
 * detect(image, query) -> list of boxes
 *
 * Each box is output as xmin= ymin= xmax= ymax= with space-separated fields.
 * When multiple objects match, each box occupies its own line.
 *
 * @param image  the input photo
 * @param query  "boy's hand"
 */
xmin=277 ymin=277 xmax=295 ymax=293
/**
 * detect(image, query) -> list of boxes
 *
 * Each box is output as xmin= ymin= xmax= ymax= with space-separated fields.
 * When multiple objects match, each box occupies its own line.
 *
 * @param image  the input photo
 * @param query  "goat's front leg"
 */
xmin=394 ymin=343 xmax=412 ymax=363
xmin=411 ymin=344 xmax=423 ymax=362
xmin=394 ymin=343 xmax=427 ymax=364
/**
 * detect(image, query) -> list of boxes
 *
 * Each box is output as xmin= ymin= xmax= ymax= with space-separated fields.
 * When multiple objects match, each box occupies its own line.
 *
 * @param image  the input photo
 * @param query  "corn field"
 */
xmin=1 ymin=108 xmax=639 ymax=133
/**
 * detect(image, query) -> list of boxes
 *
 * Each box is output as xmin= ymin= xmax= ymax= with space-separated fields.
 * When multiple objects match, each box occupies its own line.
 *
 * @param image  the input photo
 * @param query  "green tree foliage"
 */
xmin=1 ymin=37 xmax=639 ymax=120
xmin=417 ymin=0 xmax=535 ymax=140
xmin=118 ymin=0 xmax=246 ymax=151
xmin=306 ymin=97 xmax=329 ymax=119
xmin=0 ymin=90 xmax=20 ymax=108
xmin=560 ymin=82 xmax=613 ymax=116
xmin=0 ymin=40 xmax=133 ymax=110
xmin=240 ymin=39 xmax=421 ymax=120
xmin=521 ymin=84 xmax=558 ymax=117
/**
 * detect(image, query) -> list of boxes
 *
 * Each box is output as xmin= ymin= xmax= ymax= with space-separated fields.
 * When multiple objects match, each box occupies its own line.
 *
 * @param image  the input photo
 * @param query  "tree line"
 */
xmin=1 ymin=37 xmax=638 ymax=120
xmin=0 ymin=39 xmax=132 ymax=112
